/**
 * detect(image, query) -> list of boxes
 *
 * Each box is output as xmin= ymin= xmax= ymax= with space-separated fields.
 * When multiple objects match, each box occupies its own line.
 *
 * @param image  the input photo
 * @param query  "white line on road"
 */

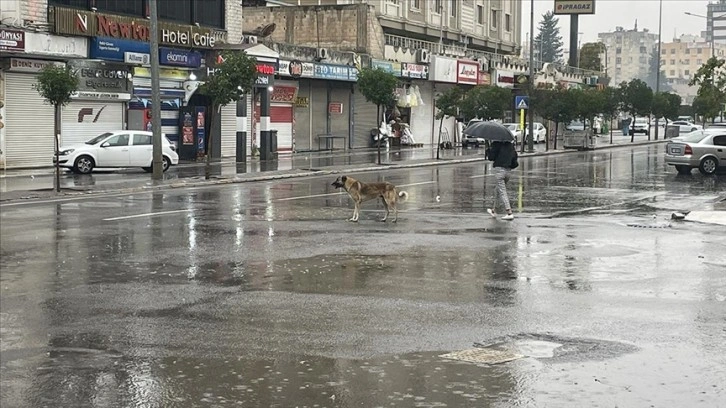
xmin=103 ymin=209 xmax=192 ymax=221
xmin=274 ymin=181 xmax=436 ymax=202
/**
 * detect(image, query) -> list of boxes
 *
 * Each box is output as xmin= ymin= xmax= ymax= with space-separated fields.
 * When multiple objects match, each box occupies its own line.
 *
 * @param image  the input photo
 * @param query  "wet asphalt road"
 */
xmin=1 ymin=144 xmax=725 ymax=407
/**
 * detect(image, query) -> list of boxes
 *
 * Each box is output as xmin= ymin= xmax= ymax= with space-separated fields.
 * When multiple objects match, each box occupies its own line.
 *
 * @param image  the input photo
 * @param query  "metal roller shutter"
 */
xmin=4 ymin=73 xmax=55 ymax=169
xmin=353 ymin=85 xmax=378 ymax=149
xmin=61 ymin=101 xmax=124 ymax=146
xmin=220 ymin=103 xmax=236 ymax=158
xmin=270 ymin=104 xmax=293 ymax=152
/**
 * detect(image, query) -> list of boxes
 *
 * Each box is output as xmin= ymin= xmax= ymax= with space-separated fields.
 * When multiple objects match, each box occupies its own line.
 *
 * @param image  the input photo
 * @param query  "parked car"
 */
xmin=707 ymin=122 xmax=726 ymax=129
xmin=566 ymin=120 xmax=587 ymax=131
xmin=502 ymin=123 xmax=523 ymax=144
xmin=630 ymin=118 xmax=650 ymax=136
xmin=677 ymin=116 xmax=695 ymax=123
xmin=524 ymin=122 xmax=547 ymax=143
xmin=54 ymin=131 xmax=179 ymax=174
xmin=670 ymin=121 xmax=703 ymax=134
xmin=664 ymin=130 xmax=726 ymax=175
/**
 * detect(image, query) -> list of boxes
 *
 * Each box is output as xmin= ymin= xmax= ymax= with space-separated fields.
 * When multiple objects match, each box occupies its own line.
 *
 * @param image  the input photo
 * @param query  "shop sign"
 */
xmin=278 ymin=60 xmax=314 ymax=78
xmin=372 ymin=60 xmax=402 ymax=77
xmin=52 ymin=6 xmax=226 ymax=49
xmin=495 ymin=70 xmax=515 ymax=88
xmin=401 ymin=63 xmax=428 ymax=80
xmin=71 ymin=91 xmax=132 ymax=101
xmin=133 ymin=67 xmax=188 ymax=81
xmin=295 ymin=97 xmax=309 ymax=108
xmin=159 ymin=47 xmax=201 ymax=68
xmin=90 ymin=37 xmax=147 ymax=61
xmin=270 ymin=86 xmax=298 ymax=103
xmin=328 ymin=102 xmax=344 ymax=115
xmin=24 ymin=32 xmax=87 ymax=58
xmin=255 ymin=62 xmax=277 ymax=86
xmin=7 ymin=58 xmax=64 ymax=73
xmin=478 ymin=72 xmax=491 ymax=86
xmin=0 ymin=28 xmax=25 ymax=52
xmin=554 ymin=0 xmax=595 ymax=15
xmin=70 ymin=60 xmax=131 ymax=94
xmin=429 ymin=55 xmax=457 ymax=83
xmin=313 ymin=63 xmax=356 ymax=81
xmin=125 ymin=52 xmax=150 ymax=65
xmin=457 ymin=60 xmax=479 ymax=85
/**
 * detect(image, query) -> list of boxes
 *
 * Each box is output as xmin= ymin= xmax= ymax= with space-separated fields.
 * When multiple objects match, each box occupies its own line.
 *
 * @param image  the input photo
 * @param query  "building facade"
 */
xmin=660 ymin=35 xmax=726 ymax=104
xmin=707 ymin=0 xmax=726 ymax=46
xmin=599 ymin=25 xmax=658 ymax=86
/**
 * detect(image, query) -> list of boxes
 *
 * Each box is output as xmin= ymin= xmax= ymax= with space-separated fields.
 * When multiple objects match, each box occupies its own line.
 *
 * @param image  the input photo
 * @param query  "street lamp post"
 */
xmin=655 ymin=0 xmax=662 ymax=141
xmin=527 ymin=0 xmax=535 ymax=153
xmin=684 ymin=12 xmax=715 ymax=58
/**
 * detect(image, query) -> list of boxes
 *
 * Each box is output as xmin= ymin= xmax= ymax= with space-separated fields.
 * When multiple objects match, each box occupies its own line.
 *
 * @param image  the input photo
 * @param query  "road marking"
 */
xmin=103 ymin=209 xmax=192 ymax=221
xmin=274 ymin=181 xmax=436 ymax=202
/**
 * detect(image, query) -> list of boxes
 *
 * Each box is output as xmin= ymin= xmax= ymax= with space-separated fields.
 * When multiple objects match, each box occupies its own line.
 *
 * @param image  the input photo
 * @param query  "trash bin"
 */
xmin=270 ymin=129 xmax=278 ymax=160
xmin=665 ymin=125 xmax=680 ymax=139
xmin=622 ymin=119 xmax=630 ymax=136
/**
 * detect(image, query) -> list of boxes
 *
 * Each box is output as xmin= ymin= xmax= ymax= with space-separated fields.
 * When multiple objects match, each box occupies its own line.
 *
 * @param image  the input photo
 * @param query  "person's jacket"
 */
xmin=487 ymin=142 xmax=517 ymax=168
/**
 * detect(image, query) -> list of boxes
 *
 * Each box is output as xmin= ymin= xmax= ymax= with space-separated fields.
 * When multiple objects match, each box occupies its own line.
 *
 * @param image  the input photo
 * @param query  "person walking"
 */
xmin=485 ymin=140 xmax=518 ymax=220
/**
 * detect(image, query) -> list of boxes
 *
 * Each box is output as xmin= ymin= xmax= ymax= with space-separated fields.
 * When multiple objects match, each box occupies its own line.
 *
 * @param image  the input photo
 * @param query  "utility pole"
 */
xmin=149 ymin=0 xmax=163 ymax=180
xmin=655 ymin=0 xmax=662 ymax=141
xmin=527 ymin=0 xmax=535 ymax=153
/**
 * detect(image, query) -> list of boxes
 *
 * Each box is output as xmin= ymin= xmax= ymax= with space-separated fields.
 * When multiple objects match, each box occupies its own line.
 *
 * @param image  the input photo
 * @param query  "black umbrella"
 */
xmin=463 ymin=121 xmax=514 ymax=142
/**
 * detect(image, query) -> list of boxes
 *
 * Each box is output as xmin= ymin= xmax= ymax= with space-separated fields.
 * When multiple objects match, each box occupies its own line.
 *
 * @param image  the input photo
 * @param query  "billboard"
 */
xmin=554 ymin=0 xmax=595 ymax=15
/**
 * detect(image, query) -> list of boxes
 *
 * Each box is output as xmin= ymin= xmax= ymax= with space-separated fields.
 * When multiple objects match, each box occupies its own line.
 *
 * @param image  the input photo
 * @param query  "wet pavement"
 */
xmin=1 ymin=144 xmax=725 ymax=407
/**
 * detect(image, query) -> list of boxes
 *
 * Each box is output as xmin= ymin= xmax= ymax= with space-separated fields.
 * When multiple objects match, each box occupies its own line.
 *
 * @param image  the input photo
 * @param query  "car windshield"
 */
xmin=504 ymin=124 xmax=518 ymax=130
xmin=679 ymin=132 xmax=709 ymax=143
xmin=86 ymin=132 xmax=114 ymax=145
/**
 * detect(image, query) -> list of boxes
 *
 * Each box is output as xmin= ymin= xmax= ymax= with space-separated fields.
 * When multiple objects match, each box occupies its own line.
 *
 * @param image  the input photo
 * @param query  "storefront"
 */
xmin=62 ymin=60 xmax=131 ymax=146
xmin=351 ymin=60 xmax=401 ymax=149
xmin=399 ymin=62 xmax=432 ymax=146
xmin=277 ymin=60 xmax=314 ymax=152
xmin=428 ymin=55 xmax=459 ymax=146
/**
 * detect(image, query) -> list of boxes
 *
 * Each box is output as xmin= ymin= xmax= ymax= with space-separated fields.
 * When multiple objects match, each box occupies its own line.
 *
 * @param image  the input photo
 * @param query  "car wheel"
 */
xmin=699 ymin=157 xmax=718 ymax=175
xmin=462 ymin=141 xmax=468 ymax=148
xmin=162 ymin=157 xmax=171 ymax=172
xmin=675 ymin=165 xmax=691 ymax=175
xmin=73 ymin=155 xmax=95 ymax=174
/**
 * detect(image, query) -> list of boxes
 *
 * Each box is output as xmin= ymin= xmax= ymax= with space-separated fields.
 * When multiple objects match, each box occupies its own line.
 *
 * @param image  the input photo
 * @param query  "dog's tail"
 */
xmin=398 ymin=190 xmax=409 ymax=201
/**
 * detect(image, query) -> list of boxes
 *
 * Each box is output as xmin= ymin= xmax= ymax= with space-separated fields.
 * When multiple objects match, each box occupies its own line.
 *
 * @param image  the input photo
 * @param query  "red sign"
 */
xmin=457 ymin=61 xmax=479 ymax=85
xmin=256 ymin=63 xmax=275 ymax=75
xmin=478 ymin=72 xmax=491 ymax=86
xmin=270 ymin=86 xmax=298 ymax=103
xmin=0 ymin=28 xmax=25 ymax=52
xmin=328 ymin=102 xmax=344 ymax=115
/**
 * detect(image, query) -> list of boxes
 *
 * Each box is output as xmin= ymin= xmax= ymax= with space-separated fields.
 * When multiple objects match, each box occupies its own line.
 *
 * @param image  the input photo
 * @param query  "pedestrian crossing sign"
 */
xmin=515 ymin=96 xmax=529 ymax=110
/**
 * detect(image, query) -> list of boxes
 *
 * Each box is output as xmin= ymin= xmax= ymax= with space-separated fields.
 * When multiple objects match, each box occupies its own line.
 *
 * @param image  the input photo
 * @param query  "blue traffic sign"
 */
xmin=515 ymin=96 xmax=529 ymax=110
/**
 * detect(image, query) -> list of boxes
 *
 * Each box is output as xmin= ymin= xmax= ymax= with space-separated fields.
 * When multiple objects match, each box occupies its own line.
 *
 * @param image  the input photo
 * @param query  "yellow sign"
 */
xmin=133 ymin=67 xmax=189 ymax=81
xmin=295 ymin=96 xmax=309 ymax=108
xmin=554 ymin=0 xmax=595 ymax=15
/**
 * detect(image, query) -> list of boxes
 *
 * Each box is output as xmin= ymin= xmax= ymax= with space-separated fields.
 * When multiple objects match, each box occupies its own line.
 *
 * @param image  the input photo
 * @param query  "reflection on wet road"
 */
xmin=1 ymin=145 xmax=725 ymax=407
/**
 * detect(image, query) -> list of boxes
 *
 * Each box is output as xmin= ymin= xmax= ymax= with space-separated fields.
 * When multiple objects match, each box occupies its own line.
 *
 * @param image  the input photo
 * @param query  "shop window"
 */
xmin=194 ymin=0 xmax=224 ymax=28
xmin=49 ymin=0 xmax=90 ymax=8
xmin=95 ymin=0 xmax=144 ymax=16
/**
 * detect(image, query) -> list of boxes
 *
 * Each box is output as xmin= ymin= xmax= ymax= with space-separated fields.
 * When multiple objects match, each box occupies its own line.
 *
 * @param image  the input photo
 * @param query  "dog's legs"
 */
xmin=349 ymin=202 xmax=360 ymax=222
xmin=381 ymin=199 xmax=389 ymax=222
xmin=392 ymin=203 xmax=398 ymax=223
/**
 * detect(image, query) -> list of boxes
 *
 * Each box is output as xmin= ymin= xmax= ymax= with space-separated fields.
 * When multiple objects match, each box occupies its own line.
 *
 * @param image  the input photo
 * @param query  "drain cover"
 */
xmin=440 ymin=348 xmax=524 ymax=365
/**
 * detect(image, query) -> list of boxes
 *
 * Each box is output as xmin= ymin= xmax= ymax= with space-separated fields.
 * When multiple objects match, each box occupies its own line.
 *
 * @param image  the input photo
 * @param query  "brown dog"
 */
xmin=331 ymin=175 xmax=408 ymax=222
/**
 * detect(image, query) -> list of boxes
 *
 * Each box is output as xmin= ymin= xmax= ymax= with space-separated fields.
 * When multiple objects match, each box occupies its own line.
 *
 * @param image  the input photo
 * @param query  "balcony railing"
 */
xmin=384 ymin=34 xmax=601 ymax=77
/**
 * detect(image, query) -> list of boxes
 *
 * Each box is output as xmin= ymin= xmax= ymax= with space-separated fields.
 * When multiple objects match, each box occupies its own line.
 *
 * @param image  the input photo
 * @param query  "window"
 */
xmin=628 ymin=57 xmax=633 ymax=63
xmin=661 ymin=59 xmax=665 ymax=66
xmin=450 ymin=0 xmax=457 ymax=17
xmin=670 ymin=70 xmax=675 ymax=75
xmin=105 ymin=134 xmax=130 ymax=147
xmin=616 ymin=47 xmax=622 ymax=54
xmin=477 ymin=5 xmax=484 ymax=24
xmin=670 ymin=59 xmax=675 ymax=64
xmin=671 ymin=48 xmax=676 ymax=54
xmin=491 ymin=10 xmax=498 ymax=29
xmin=697 ymin=59 xmax=703 ymax=64
xmin=685 ymin=69 xmax=690 ymax=75
xmin=698 ymin=48 xmax=703 ymax=54
xmin=662 ymin=48 xmax=667 ymax=54
xmin=616 ymin=57 xmax=622 ymax=64
xmin=685 ymin=48 xmax=691 ymax=54
xmin=411 ymin=0 xmax=421 ymax=10
xmin=505 ymin=14 xmax=511 ymax=31
xmin=640 ymin=46 xmax=647 ymax=53
xmin=684 ymin=59 xmax=690 ymax=64
xmin=133 ymin=134 xmax=153 ymax=145
xmin=49 ymin=0 xmax=89 ymax=8
xmin=193 ymin=0 xmax=224 ymax=28
xmin=713 ymin=136 xmax=726 ymax=146
xmin=95 ymin=0 xmax=144 ymax=16
xmin=433 ymin=0 xmax=442 ymax=13
xmin=158 ymin=0 xmax=192 ymax=24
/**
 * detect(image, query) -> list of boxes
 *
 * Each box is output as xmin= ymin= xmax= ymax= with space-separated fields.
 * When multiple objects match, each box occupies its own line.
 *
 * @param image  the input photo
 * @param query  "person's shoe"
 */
xmin=487 ymin=208 xmax=497 ymax=218
xmin=502 ymin=213 xmax=514 ymax=220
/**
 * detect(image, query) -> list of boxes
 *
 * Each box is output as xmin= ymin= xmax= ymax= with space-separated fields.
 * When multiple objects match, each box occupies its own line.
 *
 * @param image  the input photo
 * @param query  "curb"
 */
xmin=0 ymin=139 xmax=666 ymax=204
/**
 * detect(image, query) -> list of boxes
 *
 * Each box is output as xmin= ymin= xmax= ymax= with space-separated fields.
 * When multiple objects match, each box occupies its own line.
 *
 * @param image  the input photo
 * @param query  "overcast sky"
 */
xmin=521 ymin=0 xmax=712 ymax=49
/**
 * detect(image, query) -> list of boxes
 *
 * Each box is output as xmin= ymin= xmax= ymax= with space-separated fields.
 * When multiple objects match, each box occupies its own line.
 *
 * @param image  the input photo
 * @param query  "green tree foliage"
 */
xmin=573 ymin=88 xmax=607 ymax=133
xmin=459 ymin=85 xmax=511 ymax=121
xmin=199 ymin=50 xmax=257 ymax=176
xmin=434 ymin=86 xmax=464 ymax=120
xmin=534 ymin=11 xmax=564 ymax=64
xmin=579 ymin=42 xmax=604 ymax=72
xmin=532 ymin=85 xmax=578 ymax=145
xmin=34 ymin=64 xmax=80 ymax=192
xmin=618 ymin=79 xmax=653 ymax=142
xmin=357 ymin=67 xmax=399 ymax=121
xmin=689 ymin=56 xmax=726 ymax=123
xmin=651 ymin=92 xmax=682 ymax=125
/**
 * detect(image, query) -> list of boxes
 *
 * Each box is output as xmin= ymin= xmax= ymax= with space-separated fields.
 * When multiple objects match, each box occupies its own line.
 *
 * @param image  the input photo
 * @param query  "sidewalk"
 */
xmin=0 ymin=135 xmax=663 ymax=203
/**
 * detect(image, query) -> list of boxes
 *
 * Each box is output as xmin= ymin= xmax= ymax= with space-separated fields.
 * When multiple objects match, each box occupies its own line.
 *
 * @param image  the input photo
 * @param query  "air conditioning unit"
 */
xmin=244 ymin=35 xmax=258 ymax=44
xmin=415 ymin=48 xmax=430 ymax=64
xmin=317 ymin=48 xmax=329 ymax=60
xmin=476 ymin=57 xmax=489 ymax=71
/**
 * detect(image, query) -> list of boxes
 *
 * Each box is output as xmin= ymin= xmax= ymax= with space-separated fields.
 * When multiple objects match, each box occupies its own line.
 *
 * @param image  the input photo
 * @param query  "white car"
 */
xmin=524 ymin=122 xmax=547 ymax=143
xmin=54 ymin=131 xmax=179 ymax=174
xmin=670 ymin=121 xmax=703 ymax=134
xmin=630 ymin=118 xmax=650 ymax=135
xmin=502 ymin=123 xmax=523 ymax=144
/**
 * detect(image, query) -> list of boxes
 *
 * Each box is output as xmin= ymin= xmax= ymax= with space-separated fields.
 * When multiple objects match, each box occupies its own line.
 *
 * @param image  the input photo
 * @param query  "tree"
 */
xmin=689 ymin=56 xmax=726 ymax=124
xmin=533 ymin=85 xmax=578 ymax=148
xmin=459 ymin=85 xmax=511 ymax=122
xmin=619 ymin=79 xmax=653 ymax=142
xmin=579 ymin=42 xmax=604 ymax=72
xmin=534 ymin=11 xmax=564 ymax=64
xmin=601 ymin=86 xmax=621 ymax=142
xmin=356 ymin=67 xmax=399 ymax=164
xmin=573 ymin=88 xmax=607 ymax=136
xmin=646 ymin=48 xmax=671 ymax=92
xmin=434 ymin=86 xmax=464 ymax=159
xmin=200 ymin=50 xmax=257 ymax=179
xmin=34 ymin=64 xmax=79 ymax=193
xmin=651 ymin=92 xmax=681 ymax=128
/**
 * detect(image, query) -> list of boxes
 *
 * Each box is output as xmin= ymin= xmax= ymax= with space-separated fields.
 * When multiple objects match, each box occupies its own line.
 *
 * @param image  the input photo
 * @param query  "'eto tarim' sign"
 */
xmin=50 ymin=6 xmax=226 ymax=49
xmin=554 ymin=0 xmax=596 ymax=15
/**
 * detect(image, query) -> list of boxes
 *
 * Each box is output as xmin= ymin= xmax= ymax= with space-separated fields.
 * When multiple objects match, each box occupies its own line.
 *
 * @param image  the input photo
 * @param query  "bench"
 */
xmin=317 ymin=134 xmax=347 ymax=151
